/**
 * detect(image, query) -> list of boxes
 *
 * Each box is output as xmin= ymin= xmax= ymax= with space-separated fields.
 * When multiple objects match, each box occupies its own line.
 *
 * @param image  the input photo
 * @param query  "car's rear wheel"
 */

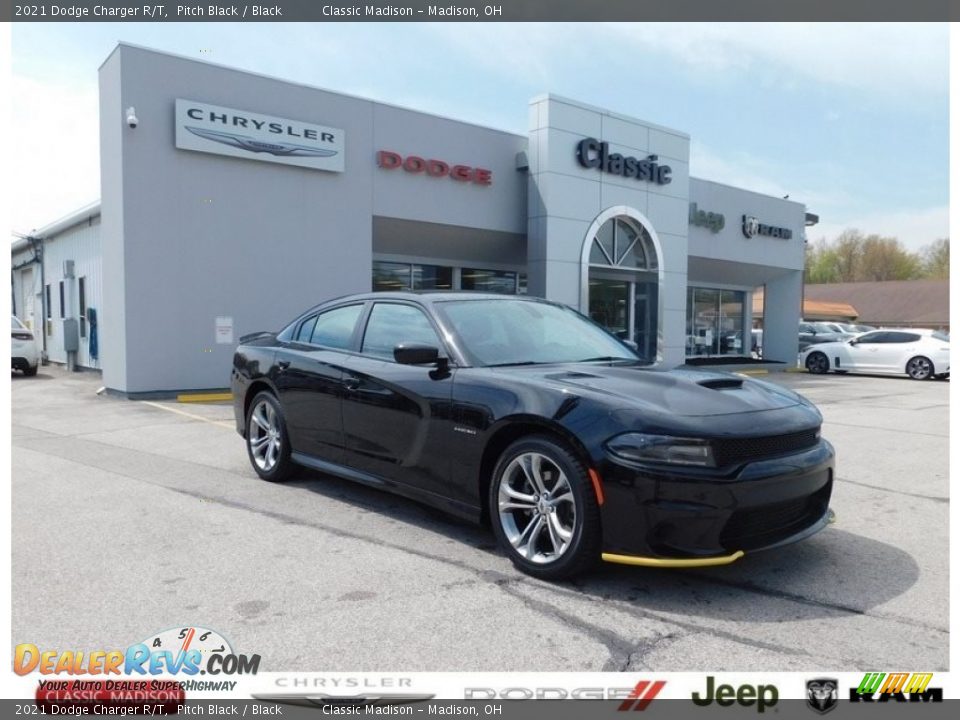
xmin=246 ymin=391 xmax=294 ymax=481
xmin=805 ymin=351 xmax=829 ymax=374
xmin=489 ymin=436 xmax=601 ymax=580
xmin=906 ymin=355 xmax=934 ymax=381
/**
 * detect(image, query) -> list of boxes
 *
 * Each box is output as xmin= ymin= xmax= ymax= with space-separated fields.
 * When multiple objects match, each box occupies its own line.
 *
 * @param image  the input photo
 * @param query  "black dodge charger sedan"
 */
xmin=231 ymin=292 xmax=834 ymax=580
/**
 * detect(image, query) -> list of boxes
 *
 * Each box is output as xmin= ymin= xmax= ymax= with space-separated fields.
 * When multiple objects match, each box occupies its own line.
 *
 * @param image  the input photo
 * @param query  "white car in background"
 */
xmin=801 ymin=328 xmax=949 ymax=381
xmin=12 ymin=315 xmax=39 ymax=376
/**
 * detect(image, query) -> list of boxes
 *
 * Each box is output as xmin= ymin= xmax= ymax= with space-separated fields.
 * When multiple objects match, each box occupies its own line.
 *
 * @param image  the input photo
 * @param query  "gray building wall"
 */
xmin=38 ymin=217 xmax=103 ymax=369
xmin=91 ymin=44 xmax=810 ymax=393
xmin=99 ymin=44 xmax=527 ymax=394
xmin=527 ymin=95 xmax=691 ymax=368
xmin=687 ymin=178 xmax=806 ymax=364
xmin=11 ymin=216 xmax=103 ymax=370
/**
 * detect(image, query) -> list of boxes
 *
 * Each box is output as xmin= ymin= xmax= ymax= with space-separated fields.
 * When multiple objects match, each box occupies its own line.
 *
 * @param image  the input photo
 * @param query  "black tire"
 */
xmin=805 ymin=351 xmax=829 ymax=374
xmin=489 ymin=435 xmax=601 ymax=580
xmin=245 ymin=391 xmax=295 ymax=482
xmin=22 ymin=365 xmax=38 ymax=377
xmin=905 ymin=356 xmax=934 ymax=381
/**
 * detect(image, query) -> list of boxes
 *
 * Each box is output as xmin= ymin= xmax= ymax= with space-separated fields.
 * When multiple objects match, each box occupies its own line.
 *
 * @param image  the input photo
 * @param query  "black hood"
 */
xmin=492 ymin=363 xmax=808 ymax=418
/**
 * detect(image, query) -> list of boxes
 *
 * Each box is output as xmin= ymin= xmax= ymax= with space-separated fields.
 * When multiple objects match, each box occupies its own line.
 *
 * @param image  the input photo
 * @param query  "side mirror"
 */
xmin=848 ymin=339 xmax=858 ymax=346
xmin=394 ymin=343 xmax=442 ymax=365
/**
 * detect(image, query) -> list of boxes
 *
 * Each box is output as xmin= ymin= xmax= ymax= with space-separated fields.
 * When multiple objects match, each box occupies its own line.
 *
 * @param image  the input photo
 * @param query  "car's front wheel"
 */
xmin=489 ymin=436 xmax=601 ymax=580
xmin=246 ymin=391 xmax=294 ymax=482
xmin=805 ymin=351 xmax=829 ymax=374
xmin=906 ymin=355 xmax=934 ymax=381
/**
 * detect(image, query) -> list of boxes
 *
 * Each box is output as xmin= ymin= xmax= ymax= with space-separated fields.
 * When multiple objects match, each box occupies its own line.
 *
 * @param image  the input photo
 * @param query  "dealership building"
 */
xmin=11 ymin=43 xmax=814 ymax=396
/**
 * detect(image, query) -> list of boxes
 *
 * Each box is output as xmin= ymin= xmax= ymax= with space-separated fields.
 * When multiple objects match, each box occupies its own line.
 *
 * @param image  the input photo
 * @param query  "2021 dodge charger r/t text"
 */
xmin=232 ymin=293 xmax=834 ymax=580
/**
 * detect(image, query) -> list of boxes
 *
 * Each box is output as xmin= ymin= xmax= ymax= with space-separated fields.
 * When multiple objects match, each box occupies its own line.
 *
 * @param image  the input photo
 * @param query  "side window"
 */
xmin=361 ymin=304 xmax=441 ymax=360
xmin=858 ymin=332 xmax=886 ymax=344
xmin=309 ymin=304 xmax=363 ymax=349
xmin=295 ymin=315 xmax=318 ymax=343
xmin=888 ymin=332 xmax=920 ymax=343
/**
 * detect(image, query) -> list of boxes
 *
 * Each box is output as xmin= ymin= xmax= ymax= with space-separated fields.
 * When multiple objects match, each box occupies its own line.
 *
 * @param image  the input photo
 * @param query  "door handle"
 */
xmin=277 ymin=360 xmax=291 ymax=370
xmin=342 ymin=377 xmax=360 ymax=391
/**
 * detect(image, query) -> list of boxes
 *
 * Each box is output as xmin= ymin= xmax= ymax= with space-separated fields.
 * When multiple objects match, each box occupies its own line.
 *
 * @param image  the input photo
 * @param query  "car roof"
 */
xmin=292 ymin=291 xmax=560 ymax=322
xmin=874 ymin=327 xmax=941 ymax=335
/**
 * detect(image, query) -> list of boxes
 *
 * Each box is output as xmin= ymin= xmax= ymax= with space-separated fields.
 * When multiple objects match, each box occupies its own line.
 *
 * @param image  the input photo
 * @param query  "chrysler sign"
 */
xmin=175 ymin=99 xmax=345 ymax=172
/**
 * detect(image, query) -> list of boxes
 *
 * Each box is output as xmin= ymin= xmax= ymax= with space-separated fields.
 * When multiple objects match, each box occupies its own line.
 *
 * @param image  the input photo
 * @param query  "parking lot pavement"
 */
xmin=11 ymin=366 xmax=948 ymax=671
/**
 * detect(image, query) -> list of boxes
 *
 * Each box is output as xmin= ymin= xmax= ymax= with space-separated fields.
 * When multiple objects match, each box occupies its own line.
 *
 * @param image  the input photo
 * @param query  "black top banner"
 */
xmin=2 ymin=0 xmax=958 ymax=22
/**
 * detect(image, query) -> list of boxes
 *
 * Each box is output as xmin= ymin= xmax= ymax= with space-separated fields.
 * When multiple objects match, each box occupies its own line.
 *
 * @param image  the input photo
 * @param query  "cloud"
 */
xmin=607 ymin=23 xmax=948 ymax=99
xmin=11 ymin=75 xmax=100 ymax=232
xmin=689 ymin=140 xmax=854 ymax=211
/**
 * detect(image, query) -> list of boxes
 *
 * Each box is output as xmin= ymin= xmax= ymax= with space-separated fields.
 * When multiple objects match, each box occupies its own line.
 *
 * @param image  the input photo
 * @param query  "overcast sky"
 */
xmin=10 ymin=22 xmax=950 ymax=251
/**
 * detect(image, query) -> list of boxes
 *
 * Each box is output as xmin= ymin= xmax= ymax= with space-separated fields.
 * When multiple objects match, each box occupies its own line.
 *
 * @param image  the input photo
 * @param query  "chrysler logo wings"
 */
xmin=185 ymin=126 xmax=339 ymax=158
xmin=252 ymin=693 xmax=435 ymax=708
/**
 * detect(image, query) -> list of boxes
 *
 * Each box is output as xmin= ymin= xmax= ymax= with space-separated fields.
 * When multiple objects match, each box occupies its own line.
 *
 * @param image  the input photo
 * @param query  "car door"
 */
xmin=877 ymin=331 xmax=920 ymax=373
xmin=340 ymin=301 xmax=455 ymax=496
xmin=844 ymin=331 xmax=889 ymax=372
xmin=273 ymin=303 xmax=364 ymax=462
xmin=799 ymin=323 xmax=818 ymax=352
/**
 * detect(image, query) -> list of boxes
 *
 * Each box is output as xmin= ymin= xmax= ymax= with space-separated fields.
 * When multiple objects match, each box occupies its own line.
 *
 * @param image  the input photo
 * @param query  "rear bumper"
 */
xmin=597 ymin=440 xmax=835 ymax=559
xmin=12 ymin=356 xmax=37 ymax=372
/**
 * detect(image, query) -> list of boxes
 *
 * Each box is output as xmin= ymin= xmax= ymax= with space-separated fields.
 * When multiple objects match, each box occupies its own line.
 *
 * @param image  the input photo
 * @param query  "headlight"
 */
xmin=605 ymin=432 xmax=715 ymax=467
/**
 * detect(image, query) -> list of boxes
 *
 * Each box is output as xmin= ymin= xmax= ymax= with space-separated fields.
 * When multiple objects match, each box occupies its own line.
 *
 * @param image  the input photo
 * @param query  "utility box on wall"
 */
xmin=63 ymin=318 xmax=80 ymax=352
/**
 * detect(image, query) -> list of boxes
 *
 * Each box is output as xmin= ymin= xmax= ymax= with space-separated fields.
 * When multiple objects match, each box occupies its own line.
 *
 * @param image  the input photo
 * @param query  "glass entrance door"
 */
xmin=686 ymin=287 xmax=746 ymax=358
xmin=588 ymin=278 xmax=629 ymax=339
xmin=588 ymin=274 xmax=658 ymax=362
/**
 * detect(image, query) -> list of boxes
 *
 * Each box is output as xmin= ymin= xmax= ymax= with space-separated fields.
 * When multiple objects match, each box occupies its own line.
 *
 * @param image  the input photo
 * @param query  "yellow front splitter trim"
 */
xmin=177 ymin=392 xmax=234 ymax=403
xmin=602 ymin=550 xmax=745 ymax=568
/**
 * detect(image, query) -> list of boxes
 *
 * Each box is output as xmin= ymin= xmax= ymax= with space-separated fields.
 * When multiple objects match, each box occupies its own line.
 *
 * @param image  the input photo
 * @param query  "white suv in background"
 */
xmin=11 ymin=315 xmax=39 ymax=376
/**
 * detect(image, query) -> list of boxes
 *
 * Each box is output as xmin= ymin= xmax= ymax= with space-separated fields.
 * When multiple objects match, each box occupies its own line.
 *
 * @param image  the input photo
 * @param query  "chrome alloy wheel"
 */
xmin=906 ymin=356 xmax=933 ymax=380
xmin=497 ymin=452 xmax=577 ymax=564
xmin=248 ymin=399 xmax=282 ymax=471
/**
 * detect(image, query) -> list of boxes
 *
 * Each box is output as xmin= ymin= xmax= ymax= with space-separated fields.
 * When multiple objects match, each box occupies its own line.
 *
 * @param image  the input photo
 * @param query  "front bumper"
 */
xmin=597 ymin=440 xmax=835 ymax=560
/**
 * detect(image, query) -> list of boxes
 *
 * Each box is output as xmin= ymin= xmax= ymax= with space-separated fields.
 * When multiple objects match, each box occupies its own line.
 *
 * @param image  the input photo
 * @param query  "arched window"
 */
xmin=588 ymin=217 xmax=658 ymax=270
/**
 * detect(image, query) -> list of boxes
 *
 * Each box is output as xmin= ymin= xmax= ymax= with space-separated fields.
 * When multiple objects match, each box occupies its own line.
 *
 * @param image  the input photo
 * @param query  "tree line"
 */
xmin=805 ymin=231 xmax=949 ymax=284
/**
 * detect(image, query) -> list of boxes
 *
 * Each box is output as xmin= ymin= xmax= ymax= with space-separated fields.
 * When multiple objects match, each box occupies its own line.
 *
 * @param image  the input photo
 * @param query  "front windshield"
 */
xmin=438 ymin=299 xmax=639 ymax=366
xmin=812 ymin=322 xmax=838 ymax=333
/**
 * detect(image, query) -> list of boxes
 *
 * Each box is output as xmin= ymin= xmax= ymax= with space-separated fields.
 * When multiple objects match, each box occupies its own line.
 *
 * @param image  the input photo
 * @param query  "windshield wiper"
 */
xmin=485 ymin=361 xmax=542 ymax=367
xmin=577 ymin=356 xmax=636 ymax=363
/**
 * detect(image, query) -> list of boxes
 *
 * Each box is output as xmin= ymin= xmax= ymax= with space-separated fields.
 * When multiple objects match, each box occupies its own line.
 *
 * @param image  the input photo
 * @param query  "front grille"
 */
xmin=720 ymin=482 xmax=831 ymax=551
xmin=712 ymin=428 xmax=819 ymax=467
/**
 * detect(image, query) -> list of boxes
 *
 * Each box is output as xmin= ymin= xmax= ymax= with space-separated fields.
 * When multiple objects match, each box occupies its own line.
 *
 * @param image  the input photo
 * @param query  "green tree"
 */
xmin=832 ymin=229 xmax=864 ymax=282
xmin=920 ymin=238 xmax=949 ymax=279
xmin=805 ymin=238 xmax=840 ymax=283
xmin=859 ymin=234 xmax=922 ymax=281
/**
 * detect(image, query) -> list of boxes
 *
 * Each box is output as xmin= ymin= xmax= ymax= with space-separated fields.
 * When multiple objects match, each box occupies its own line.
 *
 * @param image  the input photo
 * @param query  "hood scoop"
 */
xmin=697 ymin=377 xmax=744 ymax=390
xmin=544 ymin=371 xmax=601 ymax=381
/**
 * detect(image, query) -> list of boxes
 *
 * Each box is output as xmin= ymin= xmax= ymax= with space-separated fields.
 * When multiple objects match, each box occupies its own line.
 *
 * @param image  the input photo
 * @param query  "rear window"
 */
xmin=310 ymin=304 xmax=364 ymax=349
xmin=932 ymin=331 xmax=949 ymax=342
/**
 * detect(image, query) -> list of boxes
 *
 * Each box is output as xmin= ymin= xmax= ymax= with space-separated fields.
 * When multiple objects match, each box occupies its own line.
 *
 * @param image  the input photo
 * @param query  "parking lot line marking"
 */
xmin=142 ymin=401 xmax=234 ymax=430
